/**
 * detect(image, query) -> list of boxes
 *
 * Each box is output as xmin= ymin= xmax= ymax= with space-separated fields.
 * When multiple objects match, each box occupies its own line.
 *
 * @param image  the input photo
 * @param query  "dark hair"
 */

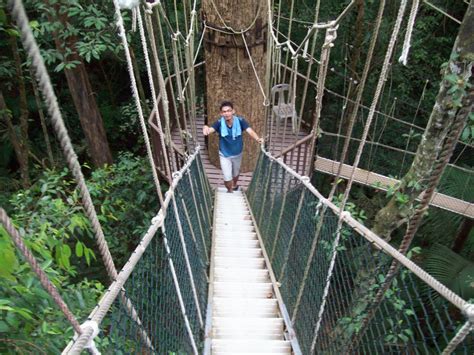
xmin=219 ymin=100 xmax=234 ymax=110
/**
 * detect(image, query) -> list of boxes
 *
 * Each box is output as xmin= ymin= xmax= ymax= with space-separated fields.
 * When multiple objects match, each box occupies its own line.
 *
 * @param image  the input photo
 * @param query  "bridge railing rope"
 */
xmin=63 ymin=148 xmax=213 ymax=354
xmin=247 ymin=148 xmax=473 ymax=354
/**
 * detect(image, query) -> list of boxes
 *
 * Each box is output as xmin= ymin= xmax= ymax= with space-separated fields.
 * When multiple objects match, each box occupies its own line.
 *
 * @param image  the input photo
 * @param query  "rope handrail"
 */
xmin=260 ymin=146 xmax=472 ymax=312
xmin=63 ymin=147 xmax=203 ymax=354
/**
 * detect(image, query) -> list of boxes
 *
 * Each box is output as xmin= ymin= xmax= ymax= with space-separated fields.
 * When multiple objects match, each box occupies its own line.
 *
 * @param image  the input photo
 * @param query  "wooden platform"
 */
xmin=172 ymin=116 xmax=309 ymax=190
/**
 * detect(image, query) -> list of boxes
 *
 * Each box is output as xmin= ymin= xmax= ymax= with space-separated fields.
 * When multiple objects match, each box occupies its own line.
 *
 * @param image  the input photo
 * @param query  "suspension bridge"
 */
xmin=2 ymin=0 xmax=473 ymax=354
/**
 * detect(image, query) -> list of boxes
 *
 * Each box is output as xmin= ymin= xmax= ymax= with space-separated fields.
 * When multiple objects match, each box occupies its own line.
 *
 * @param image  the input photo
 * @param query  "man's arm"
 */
xmin=246 ymin=127 xmax=264 ymax=144
xmin=203 ymin=125 xmax=216 ymax=136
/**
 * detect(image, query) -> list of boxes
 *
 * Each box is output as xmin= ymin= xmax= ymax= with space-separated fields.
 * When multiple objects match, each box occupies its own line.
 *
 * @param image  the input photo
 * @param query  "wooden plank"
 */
xmin=314 ymin=156 xmax=474 ymax=218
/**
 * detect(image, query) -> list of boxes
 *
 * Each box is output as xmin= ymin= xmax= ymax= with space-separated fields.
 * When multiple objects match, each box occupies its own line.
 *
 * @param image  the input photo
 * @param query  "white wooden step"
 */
xmin=216 ymin=231 xmax=257 ymax=238
xmin=215 ymin=220 xmax=253 ymax=228
xmin=213 ymin=317 xmax=283 ymax=333
xmin=215 ymin=225 xmax=254 ymax=233
xmin=215 ymin=247 xmax=262 ymax=258
xmin=213 ymin=282 xmax=273 ymax=298
xmin=214 ymin=268 xmax=270 ymax=282
xmin=213 ymin=298 xmax=278 ymax=317
xmin=212 ymin=339 xmax=291 ymax=354
xmin=214 ymin=257 xmax=265 ymax=269
xmin=215 ymin=238 xmax=259 ymax=248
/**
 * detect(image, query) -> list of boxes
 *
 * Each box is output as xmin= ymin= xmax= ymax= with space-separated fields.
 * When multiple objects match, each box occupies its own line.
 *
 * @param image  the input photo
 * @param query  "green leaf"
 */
xmin=0 ymin=241 xmax=18 ymax=280
xmin=61 ymin=244 xmax=71 ymax=269
xmin=75 ymin=241 xmax=84 ymax=257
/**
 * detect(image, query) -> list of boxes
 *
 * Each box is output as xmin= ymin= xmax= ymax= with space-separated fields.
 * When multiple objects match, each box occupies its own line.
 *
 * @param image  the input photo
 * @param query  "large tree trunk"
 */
xmin=49 ymin=5 xmax=113 ymax=168
xmin=202 ymin=0 xmax=268 ymax=172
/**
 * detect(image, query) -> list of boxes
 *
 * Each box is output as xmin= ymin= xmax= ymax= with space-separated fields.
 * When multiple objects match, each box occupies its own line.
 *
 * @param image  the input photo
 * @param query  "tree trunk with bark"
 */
xmin=49 ymin=5 xmax=113 ymax=168
xmin=202 ymin=0 xmax=268 ymax=172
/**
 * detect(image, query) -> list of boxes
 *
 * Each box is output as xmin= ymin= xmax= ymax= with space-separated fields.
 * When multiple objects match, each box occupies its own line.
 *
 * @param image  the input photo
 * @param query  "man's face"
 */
xmin=220 ymin=106 xmax=234 ymax=121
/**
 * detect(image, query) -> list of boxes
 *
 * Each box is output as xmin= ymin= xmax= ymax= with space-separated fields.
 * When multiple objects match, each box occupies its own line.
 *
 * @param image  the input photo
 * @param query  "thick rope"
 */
xmin=0 ymin=208 xmax=82 ymax=334
xmin=442 ymin=318 xmax=474 ymax=354
xmin=307 ymin=26 xmax=338 ymax=175
xmin=241 ymin=32 xmax=269 ymax=106
xmin=136 ymin=8 xmax=173 ymax=182
xmin=399 ymin=0 xmax=420 ymax=65
xmin=11 ymin=0 xmax=155 ymax=351
xmin=309 ymin=1 xmax=408 ymax=349
xmin=113 ymin=2 xmax=167 ymax=198
xmin=326 ymin=0 xmax=385 ymax=203
xmin=291 ymin=25 xmax=337 ymax=323
xmin=170 ymin=195 xmax=204 ymax=327
xmin=9 ymin=0 xmax=118 ymax=282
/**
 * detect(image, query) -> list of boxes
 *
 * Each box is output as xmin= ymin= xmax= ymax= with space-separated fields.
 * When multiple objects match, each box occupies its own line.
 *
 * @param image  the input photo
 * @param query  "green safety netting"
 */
xmin=74 ymin=152 xmax=213 ymax=354
xmin=247 ymin=150 xmax=473 ymax=354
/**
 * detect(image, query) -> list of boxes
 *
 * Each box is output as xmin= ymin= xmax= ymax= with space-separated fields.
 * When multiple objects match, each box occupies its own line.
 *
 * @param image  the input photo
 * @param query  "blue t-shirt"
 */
xmin=211 ymin=116 xmax=250 ymax=157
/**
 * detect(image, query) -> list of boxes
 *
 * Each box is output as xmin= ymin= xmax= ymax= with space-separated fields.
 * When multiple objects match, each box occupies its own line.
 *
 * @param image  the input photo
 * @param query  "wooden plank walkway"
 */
xmin=314 ymin=156 xmax=474 ymax=218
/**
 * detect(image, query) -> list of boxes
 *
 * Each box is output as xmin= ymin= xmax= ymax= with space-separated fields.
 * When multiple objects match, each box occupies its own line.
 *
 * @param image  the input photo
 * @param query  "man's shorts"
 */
xmin=219 ymin=153 xmax=243 ymax=181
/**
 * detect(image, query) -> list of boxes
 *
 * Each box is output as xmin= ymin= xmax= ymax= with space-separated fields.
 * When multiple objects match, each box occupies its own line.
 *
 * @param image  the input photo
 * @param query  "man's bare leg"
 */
xmin=224 ymin=180 xmax=233 ymax=193
xmin=233 ymin=175 xmax=239 ymax=190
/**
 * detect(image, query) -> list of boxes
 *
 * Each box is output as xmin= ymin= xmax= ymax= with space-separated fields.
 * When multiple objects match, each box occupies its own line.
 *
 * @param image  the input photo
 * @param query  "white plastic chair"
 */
xmin=271 ymin=84 xmax=298 ymax=133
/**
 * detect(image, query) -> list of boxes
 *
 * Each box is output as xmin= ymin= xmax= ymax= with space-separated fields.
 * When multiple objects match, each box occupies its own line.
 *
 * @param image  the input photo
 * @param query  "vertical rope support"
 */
xmin=154 ymin=7 xmax=183 ymax=146
xmin=326 ymin=0 xmax=385 ymax=202
xmin=186 ymin=170 xmax=208 ymax=258
xmin=171 ymin=34 xmax=191 ymax=155
xmin=399 ymin=0 xmax=420 ymax=65
xmin=298 ymin=0 xmax=321 ymax=127
xmin=184 ymin=39 xmax=199 ymax=146
xmin=281 ymin=0 xmax=295 ymax=84
xmin=137 ymin=8 xmax=173 ymax=183
xmin=170 ymin=196 xmax=204 ymax=327
xmin=0 ymin=208 xmax=82 ymax=334
xmin=291 ymin=201 xmax=328 ymax=323
xmin=278 ymin=188 xmax=307 ymax=281
xmin=113 ymin=2 xmax=166 ymax=203
xmin=145 ymin=10 xmax=184 ymax=151
xmin=181 ymin=198 xmax=210 ymax=266
xmin=162 ymin=234 xmax=199 ymax=355
xmin=338 ymin=0 xmax=407 ymax=212
xmin=258 ymin=160 xmax=275 ymax=227
xmin=307 ymin=25 xmax=338 ymax=176
xmin=310 ymin=2 xmax=408 ymax=350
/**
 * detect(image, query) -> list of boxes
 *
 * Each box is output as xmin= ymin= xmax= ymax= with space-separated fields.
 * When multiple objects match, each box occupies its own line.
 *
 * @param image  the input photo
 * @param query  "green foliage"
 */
xmin=422 ymin=244 xmax=474 ymax=301
xmin=0 ymin=153 xmax=163 ymax=353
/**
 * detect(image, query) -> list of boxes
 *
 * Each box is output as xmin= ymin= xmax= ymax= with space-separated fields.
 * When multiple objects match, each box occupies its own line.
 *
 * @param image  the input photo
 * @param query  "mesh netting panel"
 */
xmin=247 ymin=151 xmax=473 ymax=355
xmin=107 ymin=235 xmax=194 ymax=354
xmin=81 ymin=153 xmax=213 ymax=354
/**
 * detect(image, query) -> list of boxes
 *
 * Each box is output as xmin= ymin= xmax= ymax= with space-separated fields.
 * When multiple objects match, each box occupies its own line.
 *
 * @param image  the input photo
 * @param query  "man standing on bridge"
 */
xmin=203 ymin=101 xmax=263 ymax=193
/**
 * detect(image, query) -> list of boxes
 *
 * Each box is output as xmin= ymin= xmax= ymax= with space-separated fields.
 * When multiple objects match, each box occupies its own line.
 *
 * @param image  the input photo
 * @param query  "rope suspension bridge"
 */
xmin=2 ymin=0 xmax=473 ymax=354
